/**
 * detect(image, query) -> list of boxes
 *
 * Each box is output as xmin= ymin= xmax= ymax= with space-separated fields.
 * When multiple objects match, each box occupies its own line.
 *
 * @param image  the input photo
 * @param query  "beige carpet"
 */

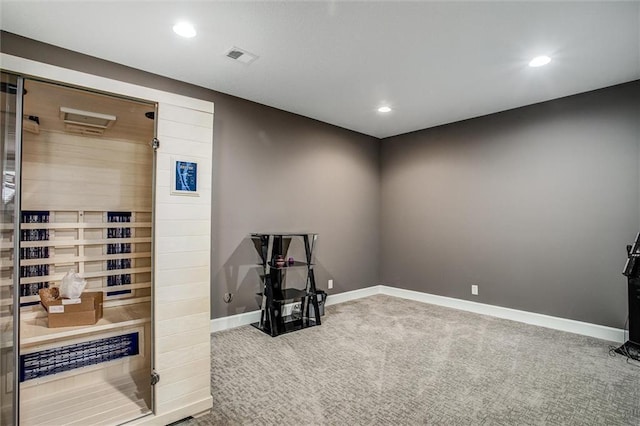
xmin=183 ymin=295 xmax=640 ymax=425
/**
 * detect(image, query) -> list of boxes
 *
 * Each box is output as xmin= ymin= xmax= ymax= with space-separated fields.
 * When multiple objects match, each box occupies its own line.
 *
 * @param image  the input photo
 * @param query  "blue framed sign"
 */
xmin=171 ymin=158 xmax=199 ymax=196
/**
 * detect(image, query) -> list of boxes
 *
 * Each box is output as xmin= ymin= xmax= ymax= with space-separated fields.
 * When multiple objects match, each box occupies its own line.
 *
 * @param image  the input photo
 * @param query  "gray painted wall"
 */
xmin=381 ymin=82 xmax=640 ymax=328
xmin=4 ymin=31 xmax=640 ymax=328
xmin=1 ymin=32 xmax=381 ymax=319
xmin=209 ymin=91 xmax=380 ymax=318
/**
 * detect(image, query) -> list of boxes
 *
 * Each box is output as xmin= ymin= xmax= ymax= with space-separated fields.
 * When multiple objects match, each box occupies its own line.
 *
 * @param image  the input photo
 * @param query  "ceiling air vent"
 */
xmin=59 ymin=107 xmax=116 ymax=136
xmin=225 ymin=46 xmax=259 ymax=65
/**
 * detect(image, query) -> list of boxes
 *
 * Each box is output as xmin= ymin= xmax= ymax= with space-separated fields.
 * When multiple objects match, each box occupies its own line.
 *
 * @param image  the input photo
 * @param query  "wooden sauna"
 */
xmin=1 ymin=53 xmax=214 ymax=425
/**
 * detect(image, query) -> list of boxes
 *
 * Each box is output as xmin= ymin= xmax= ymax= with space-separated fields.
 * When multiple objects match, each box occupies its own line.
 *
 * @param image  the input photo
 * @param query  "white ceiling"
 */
xmin=1 ymin=1 xmax=639 ymax=138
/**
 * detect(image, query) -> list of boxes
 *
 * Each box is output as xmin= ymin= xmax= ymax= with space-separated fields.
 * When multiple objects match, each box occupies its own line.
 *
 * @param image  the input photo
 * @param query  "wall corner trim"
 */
xmin=210 ymin=285 xmax=624 ymax=343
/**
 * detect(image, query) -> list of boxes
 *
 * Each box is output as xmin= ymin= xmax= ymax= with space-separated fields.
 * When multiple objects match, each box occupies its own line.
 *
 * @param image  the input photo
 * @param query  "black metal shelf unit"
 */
xmin=251 ymin=232 xmax=321 ymax=337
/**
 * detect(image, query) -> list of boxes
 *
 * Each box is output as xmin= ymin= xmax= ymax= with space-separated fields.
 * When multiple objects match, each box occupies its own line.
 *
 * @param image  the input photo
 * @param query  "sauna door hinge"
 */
xmin=151 ymin=138 xmax=160 ymax=150
xmin=151 ymin=370 xmax=160 ymax=386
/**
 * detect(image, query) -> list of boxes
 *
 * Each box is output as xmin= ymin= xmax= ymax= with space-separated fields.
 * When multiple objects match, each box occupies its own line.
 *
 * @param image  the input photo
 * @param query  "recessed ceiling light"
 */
xmin=378 ymin=106 xmax=392 ymax=113
xmin=529 ymin=55 xmax=551 ymax=67
xmin=173 ymin=21 xmax=196 ymax=38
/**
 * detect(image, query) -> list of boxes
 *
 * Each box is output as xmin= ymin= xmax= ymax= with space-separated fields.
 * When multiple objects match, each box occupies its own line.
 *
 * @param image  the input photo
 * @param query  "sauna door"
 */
xmin=0 ymin=71 xmax=20 ymax=426
xmin=18 ymin=78 xmax=156 ymax=425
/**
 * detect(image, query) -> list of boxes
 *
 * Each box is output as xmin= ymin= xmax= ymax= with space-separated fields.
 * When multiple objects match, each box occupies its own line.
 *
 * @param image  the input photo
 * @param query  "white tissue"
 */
xmin=60 ymin=271 xmax=87 ymax=299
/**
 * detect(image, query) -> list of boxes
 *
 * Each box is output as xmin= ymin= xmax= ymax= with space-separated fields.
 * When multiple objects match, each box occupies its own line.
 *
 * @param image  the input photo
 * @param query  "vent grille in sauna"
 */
xmin=60 ymin=107 xmax=116 ymax=136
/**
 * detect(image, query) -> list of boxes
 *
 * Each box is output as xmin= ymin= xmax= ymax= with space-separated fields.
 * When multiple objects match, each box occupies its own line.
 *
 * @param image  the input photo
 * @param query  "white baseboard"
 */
xmin=210 ymin=284 xmax=624 ymax=343
xmin=210 ymin=310 xmax=261 ymax=333
xmin=379 ymin=286 xmax=625 ymax=343
xmin=325 ymin=285 xmax=383 ymax=306
xmin=210 ymin=286 xmax=383 ymax=333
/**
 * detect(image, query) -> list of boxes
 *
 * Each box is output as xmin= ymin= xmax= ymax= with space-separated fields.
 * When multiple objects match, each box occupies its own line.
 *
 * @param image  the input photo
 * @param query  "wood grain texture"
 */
xmin=23 ymin=79 xmax=155 ymax=144
xmin=21 ymin=369 xmax=151 ymax=426
xmin=21 ymin=131 xmax=153 ymax=212
xmin=20 ymin=303 xmax=150 ymax=347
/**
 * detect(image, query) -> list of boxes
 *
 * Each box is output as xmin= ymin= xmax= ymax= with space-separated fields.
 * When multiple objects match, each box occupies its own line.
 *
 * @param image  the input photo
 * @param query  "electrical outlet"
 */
xmin=328 ymin=279 xmax=334 ymax=289
xmin=471 ymin=285 xmax=478 ymax=296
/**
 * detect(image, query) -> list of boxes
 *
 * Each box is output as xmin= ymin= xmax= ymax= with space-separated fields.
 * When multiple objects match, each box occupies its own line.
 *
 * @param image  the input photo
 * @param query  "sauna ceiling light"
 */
xmin=60 ymin=107 xmax=116 ymax=128
xmin=173 ymin=21 xmax=196 ymax=38
xmin=60 ymin=107 xmax=116 ymax=135
xmin=529 ymin=55 xmax=551 ymax=67
xmin=378 ymin=106 xmax=392 ymax=113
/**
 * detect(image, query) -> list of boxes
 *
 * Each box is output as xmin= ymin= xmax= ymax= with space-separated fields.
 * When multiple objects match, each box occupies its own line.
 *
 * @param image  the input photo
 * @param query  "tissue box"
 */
xmin=39 ymin=288 xmax=104 ymax=328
